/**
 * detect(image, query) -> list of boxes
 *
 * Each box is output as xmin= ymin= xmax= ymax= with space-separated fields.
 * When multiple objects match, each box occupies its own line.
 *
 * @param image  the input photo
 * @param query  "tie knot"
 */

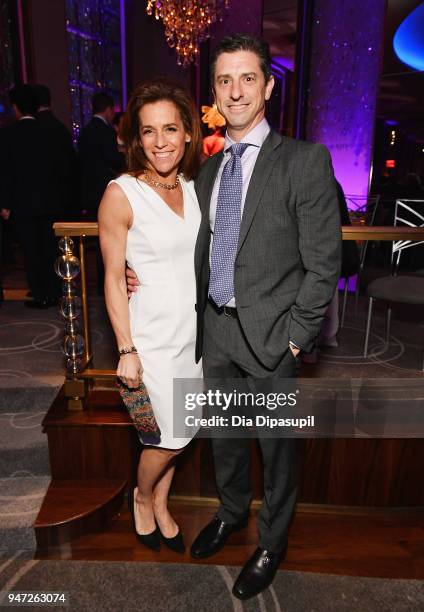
xmin=229 ymin=142 xmax=250 ymax=158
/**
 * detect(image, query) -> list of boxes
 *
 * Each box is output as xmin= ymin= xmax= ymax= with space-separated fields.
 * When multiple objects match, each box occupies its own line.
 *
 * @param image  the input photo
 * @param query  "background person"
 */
xmin=0 ymin=84 xmax=61 ymax=308
xmin=78 ymin=92 xmax=125 ymax=293
xmin=34 ymin=84 xmax=77 ymax=220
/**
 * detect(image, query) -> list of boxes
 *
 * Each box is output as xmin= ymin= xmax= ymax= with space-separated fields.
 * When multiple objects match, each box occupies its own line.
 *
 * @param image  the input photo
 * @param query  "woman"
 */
xmin=98 ymin=79 xmax=203 ymax=553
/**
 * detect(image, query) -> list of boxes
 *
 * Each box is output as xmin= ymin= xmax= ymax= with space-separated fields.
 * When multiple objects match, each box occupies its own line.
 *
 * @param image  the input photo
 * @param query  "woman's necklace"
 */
xmin=141 ymin=169 xmax=180 ymax=191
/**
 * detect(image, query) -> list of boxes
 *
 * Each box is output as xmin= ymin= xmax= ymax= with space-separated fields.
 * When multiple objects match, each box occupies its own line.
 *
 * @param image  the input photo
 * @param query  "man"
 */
xmin=78 ymin=92 xmax=124 ymax=293
xmin=34 ymin=84 xmax=76 ymax=220
xmin=128 ymin=34 xmax=341 ymax=600
xmin=78 ymin=92 xmax=124 ymax=219
xmin=0 ymin=84 xmax=61 ymax=308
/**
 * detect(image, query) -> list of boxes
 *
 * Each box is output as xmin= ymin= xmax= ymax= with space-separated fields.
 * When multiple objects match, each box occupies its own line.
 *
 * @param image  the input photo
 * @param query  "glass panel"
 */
xmin=65 ymin=0 xmax=122 ymax=141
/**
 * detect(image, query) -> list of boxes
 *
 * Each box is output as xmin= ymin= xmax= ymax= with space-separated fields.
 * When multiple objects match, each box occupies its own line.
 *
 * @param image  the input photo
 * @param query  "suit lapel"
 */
xmin=194 ymin=152 xmax=223 ymax=273
xmin=200 ymin=152 xmax=223 ymax=216
xmin=236 ymin=130 xmax=282 ymax=256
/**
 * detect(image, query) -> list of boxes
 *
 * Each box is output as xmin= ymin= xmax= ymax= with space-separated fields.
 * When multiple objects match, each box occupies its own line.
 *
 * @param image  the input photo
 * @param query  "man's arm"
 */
xmin=289 ymin=144 xmax=341 ymax=353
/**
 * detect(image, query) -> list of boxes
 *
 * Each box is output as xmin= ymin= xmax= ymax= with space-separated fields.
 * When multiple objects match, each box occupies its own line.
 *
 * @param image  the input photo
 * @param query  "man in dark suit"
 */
xmin=127 ymin=35 xmax=341 ymax=599
xmin=0 ymin=85 xmax=61 ymax=308
xmin=78 ymin=92 xmax=124 ymax=219
xmin=34 ymin=84 xmax=76 ymax=220
xmin=188 ymin=35 xmax=341 ymax=599
xmin=78 ymin=92 xmax=124 ymax=293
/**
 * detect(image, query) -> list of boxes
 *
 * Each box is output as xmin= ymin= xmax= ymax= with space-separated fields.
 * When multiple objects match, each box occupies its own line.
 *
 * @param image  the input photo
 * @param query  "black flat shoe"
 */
xmin=128 ymin=487 xmax=160 ymax=552
xmin=158 ymin=527 xmax=185 ymax=554
xmin=232 ymin=545 xmax=286 ymax=600
xmin=190 ymin=514 xmax=248 ymax=559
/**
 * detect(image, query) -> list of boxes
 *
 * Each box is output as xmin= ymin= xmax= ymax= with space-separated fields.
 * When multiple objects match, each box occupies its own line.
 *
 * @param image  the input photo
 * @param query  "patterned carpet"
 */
xmin=0 ymin=556 xmax=423 ymax=612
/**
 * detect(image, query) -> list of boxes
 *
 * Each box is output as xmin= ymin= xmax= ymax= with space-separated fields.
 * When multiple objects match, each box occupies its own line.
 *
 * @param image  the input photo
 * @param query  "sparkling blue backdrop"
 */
xmin=65 ymin=0 xmax=123 ymax=142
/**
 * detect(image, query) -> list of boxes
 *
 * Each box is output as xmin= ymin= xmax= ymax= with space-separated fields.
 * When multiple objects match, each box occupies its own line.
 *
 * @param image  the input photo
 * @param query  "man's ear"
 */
xmin=265 ymin=74 xmax=275 ymax=101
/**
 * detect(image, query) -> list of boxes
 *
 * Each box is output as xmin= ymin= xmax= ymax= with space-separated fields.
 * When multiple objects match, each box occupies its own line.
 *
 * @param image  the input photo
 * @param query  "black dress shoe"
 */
xmin=232 ymin=546 xmax=286 ymax=600
xmin=190 ymin=515 xmax=248 ymax=559
xmin=158 ymin=526 xmax=185 ymax=554
xmin=128 ymin=487 xmax=160 ymax=552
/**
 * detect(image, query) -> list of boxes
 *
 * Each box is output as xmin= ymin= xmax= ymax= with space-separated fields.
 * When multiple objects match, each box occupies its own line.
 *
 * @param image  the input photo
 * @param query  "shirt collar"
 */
xmin=94 ymin=114 xmax=108 ymax=125
xmin=224 ymin=118 xmax=270 ymax=154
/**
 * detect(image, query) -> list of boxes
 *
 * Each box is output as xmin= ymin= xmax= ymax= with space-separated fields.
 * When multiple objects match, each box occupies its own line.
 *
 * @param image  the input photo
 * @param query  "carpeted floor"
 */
xmin=0 ymin=302 xmax=62 ymax=553
xmin=0 ymin=557 xmax=423 ymax=612
xmin=0 ymin=298 xmax=66 ymax=554
xmin=0 ymin=383 xmax=58 ymax=554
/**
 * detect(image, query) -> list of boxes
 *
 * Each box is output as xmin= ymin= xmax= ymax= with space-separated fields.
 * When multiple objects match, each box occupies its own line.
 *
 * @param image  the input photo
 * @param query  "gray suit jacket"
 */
xmin=194 ymin=129 xmax=341 ymax=368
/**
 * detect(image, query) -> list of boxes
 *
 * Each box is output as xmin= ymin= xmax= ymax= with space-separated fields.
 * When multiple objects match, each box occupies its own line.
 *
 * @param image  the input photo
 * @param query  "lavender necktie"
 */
xmin=209 ymin=142 xmax=250 ymax=307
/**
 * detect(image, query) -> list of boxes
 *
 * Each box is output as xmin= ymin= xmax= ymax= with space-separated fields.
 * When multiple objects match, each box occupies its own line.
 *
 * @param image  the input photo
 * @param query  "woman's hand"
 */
xmin=117 ymin=353 xmax=143 ymax=388
xmin=126 ymin=266 xmax=140 ymax=298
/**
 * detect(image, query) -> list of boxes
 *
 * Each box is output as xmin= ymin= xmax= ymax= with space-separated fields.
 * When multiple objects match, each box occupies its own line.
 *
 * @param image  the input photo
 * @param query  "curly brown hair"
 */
xmin=122 ymin=78 xmax=201 ymax=181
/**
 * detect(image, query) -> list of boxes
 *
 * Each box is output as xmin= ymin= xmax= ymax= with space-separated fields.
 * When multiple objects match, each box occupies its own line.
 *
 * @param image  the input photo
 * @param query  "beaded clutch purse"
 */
xmin=117 ymin=380 xmax=161 ymax=445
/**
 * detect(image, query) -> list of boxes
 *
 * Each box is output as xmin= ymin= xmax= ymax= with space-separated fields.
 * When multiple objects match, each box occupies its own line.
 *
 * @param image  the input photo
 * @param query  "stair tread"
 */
xmin=34 ymin=478 xmax=126 ymax=528
xmin=42 ymin=389 xmax=132 ymax=427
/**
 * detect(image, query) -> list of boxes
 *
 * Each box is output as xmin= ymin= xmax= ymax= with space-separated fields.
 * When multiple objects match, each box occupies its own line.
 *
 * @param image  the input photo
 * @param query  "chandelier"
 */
xmin=146 ymin=1 xmax=231 ymax=67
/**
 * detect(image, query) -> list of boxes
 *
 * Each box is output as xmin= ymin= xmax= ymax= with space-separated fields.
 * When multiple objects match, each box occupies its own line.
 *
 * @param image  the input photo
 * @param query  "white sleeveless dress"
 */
xmin=110 ymin=174 xmax=203 ymax=449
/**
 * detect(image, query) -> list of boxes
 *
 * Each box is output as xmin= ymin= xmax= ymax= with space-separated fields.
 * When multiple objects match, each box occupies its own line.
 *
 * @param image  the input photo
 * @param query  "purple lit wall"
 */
xmin=210 ymin=0 xmax=263 ymax=41
xmin=305 ymin=1 xmax=386 ymax=197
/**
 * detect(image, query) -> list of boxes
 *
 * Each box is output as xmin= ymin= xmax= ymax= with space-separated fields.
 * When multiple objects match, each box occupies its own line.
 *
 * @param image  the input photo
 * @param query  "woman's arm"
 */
xmin=98 ymin=183 xmax=141 ymax=387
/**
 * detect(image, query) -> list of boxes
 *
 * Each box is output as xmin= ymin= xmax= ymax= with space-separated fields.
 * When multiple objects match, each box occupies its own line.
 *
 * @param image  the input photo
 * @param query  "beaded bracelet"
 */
xmin=118 ymin=345 xmax=138 ymax=356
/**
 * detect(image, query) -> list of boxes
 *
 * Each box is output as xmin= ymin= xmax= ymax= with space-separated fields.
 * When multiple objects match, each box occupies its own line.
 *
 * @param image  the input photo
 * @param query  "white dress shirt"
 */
xmin=209 ymin=118 xmax=270 ymax=307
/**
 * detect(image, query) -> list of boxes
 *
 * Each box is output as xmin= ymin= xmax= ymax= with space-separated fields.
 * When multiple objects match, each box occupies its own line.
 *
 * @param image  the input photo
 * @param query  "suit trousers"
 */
xmin=202 ymin=301 xmax=299 ymax=553
xmin=15 ymin=216 xmax=61 ymax=301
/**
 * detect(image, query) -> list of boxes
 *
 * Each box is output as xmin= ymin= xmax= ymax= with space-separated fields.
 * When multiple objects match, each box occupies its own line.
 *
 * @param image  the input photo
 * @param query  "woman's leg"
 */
xmin=152 ymin=457 xmax=183 ymax=537
xmin=134 ymin=447 xmax=181 ymax=534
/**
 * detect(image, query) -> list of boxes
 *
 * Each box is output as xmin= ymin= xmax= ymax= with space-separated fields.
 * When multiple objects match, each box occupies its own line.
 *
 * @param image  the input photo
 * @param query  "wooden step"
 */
xmin=42 ymin=389 xmax=131 ymax=428
xmin=34 ymin=478 xmax=127 ymax=554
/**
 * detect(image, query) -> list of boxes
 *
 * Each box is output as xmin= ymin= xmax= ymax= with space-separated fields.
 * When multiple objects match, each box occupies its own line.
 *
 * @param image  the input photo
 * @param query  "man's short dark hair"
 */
xmin=92 ymin=92 xmax=114 ymax=114
xmin=210 ymin=33 xmax=272 ymax=85
xmin=34 ymin=84 xmax=51 ymax=108
xmin=9 ymin=84 xmax=38 ymax=116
